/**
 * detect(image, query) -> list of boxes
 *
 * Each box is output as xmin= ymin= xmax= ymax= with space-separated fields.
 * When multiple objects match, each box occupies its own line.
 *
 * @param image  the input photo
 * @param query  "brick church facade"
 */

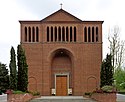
xmin=19 ymin=9 xmax=103 ymax=96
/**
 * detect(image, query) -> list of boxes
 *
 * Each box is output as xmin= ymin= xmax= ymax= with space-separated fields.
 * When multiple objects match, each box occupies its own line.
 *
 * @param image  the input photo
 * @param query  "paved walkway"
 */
xmin=0 ymin=94 xmax=7 ymax=102
xmin=39 ymin=96 xmax=89 ymax=99
xmin=117 ymin=94 xmax=125 ymax=102
xmin=30 ymin=94 xmax=125 ymax=102
xmin=30 ymin=96 xmax=96 ymax=102
xmin=1 ymin=94 xmax=125 ymax=102
xmin=30 ymin=96 xmax=97 ymax=102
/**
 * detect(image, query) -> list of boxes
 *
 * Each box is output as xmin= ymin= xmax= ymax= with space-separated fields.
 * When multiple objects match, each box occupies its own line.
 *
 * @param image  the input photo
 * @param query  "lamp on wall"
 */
xmin=68 ymin=88 xmax=72 ymax=95
xmin=51 ymin=89 xmax=56 ymax=95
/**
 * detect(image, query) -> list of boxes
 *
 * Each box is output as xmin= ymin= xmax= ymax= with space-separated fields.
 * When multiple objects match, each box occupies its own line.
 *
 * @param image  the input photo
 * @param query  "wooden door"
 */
xmin=56 ymin=76 xmax=67 ymax=96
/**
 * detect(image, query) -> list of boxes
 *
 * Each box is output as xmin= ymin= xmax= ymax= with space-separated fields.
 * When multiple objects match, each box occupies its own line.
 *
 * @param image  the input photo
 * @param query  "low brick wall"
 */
xmin=91 ymin=93 xmax=116 ymax=102
xmin=7 ymin=93 xmax=33 ymax=102
xmin=7 ymin=93 xmax=116 ymax=102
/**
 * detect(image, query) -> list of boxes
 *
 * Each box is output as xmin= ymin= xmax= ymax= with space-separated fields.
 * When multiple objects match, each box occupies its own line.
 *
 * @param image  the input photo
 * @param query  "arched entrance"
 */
xmin=51 ymin=48 xmax=73 ymax=96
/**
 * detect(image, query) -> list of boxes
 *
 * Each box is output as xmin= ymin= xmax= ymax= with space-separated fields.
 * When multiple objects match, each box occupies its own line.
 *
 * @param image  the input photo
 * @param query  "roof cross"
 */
xmin=60 ymin=3 xmax=63 ymax=9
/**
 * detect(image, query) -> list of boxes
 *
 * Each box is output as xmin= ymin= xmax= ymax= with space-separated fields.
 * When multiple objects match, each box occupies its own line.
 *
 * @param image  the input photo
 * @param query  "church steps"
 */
xmin=30 ymin=96 xmax=97 ymax=102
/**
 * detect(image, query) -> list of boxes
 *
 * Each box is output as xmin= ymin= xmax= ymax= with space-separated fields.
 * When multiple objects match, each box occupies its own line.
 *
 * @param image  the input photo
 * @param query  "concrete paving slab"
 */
xmin=117 ymin=94 xmax=125 ymax=102
xmin=30 ymin=96 xmax=97 ymax=102
xmin=0 ymin=94 xmax=7 ymax=102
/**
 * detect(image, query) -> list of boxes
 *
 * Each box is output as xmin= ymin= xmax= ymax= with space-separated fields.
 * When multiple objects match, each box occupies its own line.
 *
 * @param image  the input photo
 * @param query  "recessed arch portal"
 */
xmin=50 ymin=48 xmax=74 ymax=95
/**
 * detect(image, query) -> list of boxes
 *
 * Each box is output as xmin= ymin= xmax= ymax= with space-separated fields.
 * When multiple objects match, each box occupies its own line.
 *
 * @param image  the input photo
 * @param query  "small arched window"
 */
xmin=24 ymin=27 xmax=27 ymax=42
xmin=92 ymin=27 xmax=94 ymax=42
xmin=88 ymin=27 xmax=91 ymax=42
xmin=51 ymin=27 xmax=53 ymax=42
xmin=66 ymin=27 xmax=69 ymax=42
xmin=96 ymin=27 xmax=98 ymax=42
xmin=74 ymin=27 xmax=76 ymax=42
xmin=36 ymin=27 xmax=39 ymax=42
xmin=62 ymin=27 xmax=65 ymax=41
xmin=32 ymin=27 xmax=35 ymax=42
xmin=47 ymin=27 xmax=49 ymax=42
xmin=70 ymin=27 xmax=72 ymax=42
xmin=28 ymin=27 xmax=31 ymax=42
xmin=84 ymin=27 xmax=87 ymax=42
xmin=58 ymin=27 xmax=61 ymax=41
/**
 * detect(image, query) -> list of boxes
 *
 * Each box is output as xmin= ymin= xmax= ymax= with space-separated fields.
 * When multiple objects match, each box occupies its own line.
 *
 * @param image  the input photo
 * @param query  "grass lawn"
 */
xmin=118 ymin=89 xmax=125 ymax=94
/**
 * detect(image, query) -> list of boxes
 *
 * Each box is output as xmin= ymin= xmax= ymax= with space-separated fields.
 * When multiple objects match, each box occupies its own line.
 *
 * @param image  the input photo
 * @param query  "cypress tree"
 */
xmin=100 ymin=54 xmax=113 ymax=87
xmin=17 ymin=45 xmax=28 ymax=92
xmin=9 ymin=46 xmax=17 ymax=90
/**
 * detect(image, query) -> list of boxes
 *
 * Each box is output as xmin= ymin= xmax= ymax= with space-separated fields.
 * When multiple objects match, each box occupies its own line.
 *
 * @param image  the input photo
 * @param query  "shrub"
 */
xmin=118 ymin=91 xmax=125 ymax=94
xmin=29 ymin=91 xmax=40 ymax=96
xmin=5 ymin=89 xmax=13 ymax=94
xmin=0 ymin=90 xmax=2 ymax=95
xmin=12 ymin=90 xmax=26 ymax=94
xmin=117 ymin=89 xmax=125 ymax=94
xmin=84 ymin=92 xmax=93 ymax=97
xmin=101 ymin=85 xmax=114 ymax=93
xmin=84 ymin=92 xmax=91 ymax=95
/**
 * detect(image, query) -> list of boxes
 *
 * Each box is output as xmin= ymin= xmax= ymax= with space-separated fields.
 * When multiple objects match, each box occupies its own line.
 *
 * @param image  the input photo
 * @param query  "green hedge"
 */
xmin=13 ymin=90 xmax=26 ymax=94
xmin=118 ymin=92 xmax=125 ymax=94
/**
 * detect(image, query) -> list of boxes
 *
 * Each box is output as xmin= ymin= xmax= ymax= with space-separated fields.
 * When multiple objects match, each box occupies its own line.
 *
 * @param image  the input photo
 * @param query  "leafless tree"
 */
xmin=108 ymin=26 xmax=125 ymax=72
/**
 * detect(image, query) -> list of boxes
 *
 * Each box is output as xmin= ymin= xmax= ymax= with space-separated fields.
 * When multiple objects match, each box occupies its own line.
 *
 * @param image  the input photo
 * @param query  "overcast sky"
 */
xmin=0 ymin=0 xmax=125 ymax=67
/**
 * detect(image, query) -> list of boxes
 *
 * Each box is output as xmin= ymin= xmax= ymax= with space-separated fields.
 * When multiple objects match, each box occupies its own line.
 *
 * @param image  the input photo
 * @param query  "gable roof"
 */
xmin=41 ymin=9 xmax=82 ymax=22
xmin=19 ymin=9 xmax=103 ymax=24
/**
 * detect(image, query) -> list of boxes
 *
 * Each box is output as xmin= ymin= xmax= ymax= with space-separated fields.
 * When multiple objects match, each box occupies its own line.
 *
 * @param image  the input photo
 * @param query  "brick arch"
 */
xmin=87 ymin=76 xmax=97 ymax=92
xmin=28 ymin=77 xmax=37 ymax=92
xmin=48 ymin=47 xmax=74 ymax=62
xmin=49 ymin=48 xmax=74 ymax=94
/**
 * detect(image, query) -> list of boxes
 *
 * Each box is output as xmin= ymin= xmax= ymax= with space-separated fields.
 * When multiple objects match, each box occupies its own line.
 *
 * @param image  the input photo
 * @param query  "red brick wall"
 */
xmin=91 ymin=93 xmax=116 ymax=102
xmin=7 ymin=94 xmax=33 ymax=102
xmin=22 ymin=43 xmax=102 ymax=95
xmin=20 ymin=9 xmax=103 ymax=96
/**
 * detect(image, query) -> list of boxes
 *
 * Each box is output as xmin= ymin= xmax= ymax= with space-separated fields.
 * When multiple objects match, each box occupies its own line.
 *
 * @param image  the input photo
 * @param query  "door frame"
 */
xmin=55 ymin=73 xmax=69 ymax=95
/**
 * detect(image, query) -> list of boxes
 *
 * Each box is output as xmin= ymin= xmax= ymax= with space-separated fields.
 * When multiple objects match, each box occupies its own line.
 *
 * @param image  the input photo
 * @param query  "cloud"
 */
xmin=0 ymin=0 xmax=38 ymax=65
xmin=15 ymin=0 xmax=60 ymax=19
xmin=96 ymin=0 xmax=113 ymax=11
xmin=0 ymin=0 xmax=125 ymax=66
